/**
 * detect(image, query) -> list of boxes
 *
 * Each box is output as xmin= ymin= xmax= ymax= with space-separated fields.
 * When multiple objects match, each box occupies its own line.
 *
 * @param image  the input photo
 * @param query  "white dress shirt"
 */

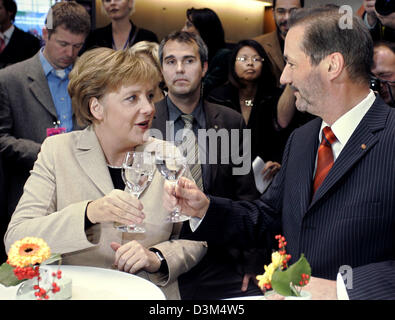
xmin=1 ymin=24 xmax=15 ymax=47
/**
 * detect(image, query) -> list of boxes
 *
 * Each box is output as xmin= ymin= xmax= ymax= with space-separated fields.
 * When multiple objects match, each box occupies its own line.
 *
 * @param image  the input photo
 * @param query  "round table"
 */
xmin=0 ymin=265 xmax=166 ymax=300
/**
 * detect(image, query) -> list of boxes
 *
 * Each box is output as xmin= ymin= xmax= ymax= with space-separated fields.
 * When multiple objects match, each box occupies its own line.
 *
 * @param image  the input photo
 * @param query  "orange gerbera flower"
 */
xmin=7 ymin=237 xmax=51 ymax=268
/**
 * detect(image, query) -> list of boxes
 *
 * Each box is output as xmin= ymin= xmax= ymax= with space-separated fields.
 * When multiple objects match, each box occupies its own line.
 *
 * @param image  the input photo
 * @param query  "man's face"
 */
xmin=161 ymin=40 xmax=208 ymax=99
xmin=372 ymin=45 xmax=395 ymax=105
xmin=280 ymin=25 xmax=326 ymax=116
xmin=0 ymin=0 xmax=11 ymax=27
xmin=273 ymin=0 xmax=302 ymax=39
xmin=42 ymin=25 xmax=86 ymax=70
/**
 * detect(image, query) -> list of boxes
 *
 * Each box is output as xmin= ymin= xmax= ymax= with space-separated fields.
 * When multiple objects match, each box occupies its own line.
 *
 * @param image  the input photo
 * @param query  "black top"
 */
xmin=82 ymin=21 xmax=158 ymax=54
xmin=108 ymin=166 xmax=125 ymax=190
xmin=208 ymin=82 xmax=293 ymax=163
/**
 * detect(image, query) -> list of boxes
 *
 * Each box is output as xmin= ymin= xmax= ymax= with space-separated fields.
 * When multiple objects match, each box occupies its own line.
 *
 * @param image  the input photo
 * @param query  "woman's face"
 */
xmin=93 ymin=81 xmax=156 ymax=150
xmin=181 ymin=17 xmax=200 ymax=36
xmin=102 ymin=0 xmax=133 ymax=20
xmin=235 ymin=46 xmax=263 ymax=83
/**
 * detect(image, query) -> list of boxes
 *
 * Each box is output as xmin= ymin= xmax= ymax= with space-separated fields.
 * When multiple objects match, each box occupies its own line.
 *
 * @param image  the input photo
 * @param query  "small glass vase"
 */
xmin=16 ymin=267 xmax=72 ymax=300
xmin=264 ymin=290 xmax=312 ymax=300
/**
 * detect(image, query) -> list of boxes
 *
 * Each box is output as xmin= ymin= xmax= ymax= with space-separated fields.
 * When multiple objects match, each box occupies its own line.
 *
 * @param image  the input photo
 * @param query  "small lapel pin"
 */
xmin=361 ymin=144 xmax=367 ymax=150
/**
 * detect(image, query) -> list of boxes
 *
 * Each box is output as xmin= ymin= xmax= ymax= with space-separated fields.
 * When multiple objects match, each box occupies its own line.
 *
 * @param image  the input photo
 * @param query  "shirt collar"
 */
xmin=39 ymin=47 xmax=73 ymax=78
xmin=2 ymin=24 xmax=14 ymax=41
xmin=319 ymin=90 xmax=376 ymax=146
xmin=167 ymin=96 xmax=205 ymax=128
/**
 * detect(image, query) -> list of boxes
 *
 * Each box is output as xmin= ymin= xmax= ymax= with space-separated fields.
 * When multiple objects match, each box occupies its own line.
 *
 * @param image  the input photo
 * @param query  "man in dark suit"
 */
xmin=0 ymin=0 xmax=41 ymax=69
xmin=0 ymin=1 xmax=90 ymax=219
xmin=151 ymin=31 xmax=268 ymax=299
xmin=163 ymin=8 xmax=395 ymax=300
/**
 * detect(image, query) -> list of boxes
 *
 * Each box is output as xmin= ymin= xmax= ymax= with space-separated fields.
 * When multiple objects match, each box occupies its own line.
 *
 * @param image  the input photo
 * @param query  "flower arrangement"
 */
xmin=256 ymin=235 xmax=312 ymax=297
xmin=0 ymin=237 xmax=63 ymax=299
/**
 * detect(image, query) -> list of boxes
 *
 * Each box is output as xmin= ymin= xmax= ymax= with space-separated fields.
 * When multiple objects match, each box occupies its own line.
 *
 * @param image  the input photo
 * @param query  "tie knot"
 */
xmin=322 ymin=126 xmax=336 ymax=145
xmin=181 ymin=114 xmax=194 ymax=128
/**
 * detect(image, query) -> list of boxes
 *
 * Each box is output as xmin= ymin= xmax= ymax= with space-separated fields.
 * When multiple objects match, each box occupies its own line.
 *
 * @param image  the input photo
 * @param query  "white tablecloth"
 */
xmin=0 ymin=265 xmax=166 ymax=300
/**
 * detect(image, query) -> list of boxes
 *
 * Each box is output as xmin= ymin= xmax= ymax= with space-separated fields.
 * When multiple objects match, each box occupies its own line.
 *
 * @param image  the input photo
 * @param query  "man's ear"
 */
xmin=202 ymin=61 xmax=208 ymax=78
xmin=326 ymin=52 xmax=345 ymax=81
xmin=89 ymin=97 xmax=104 ymax=121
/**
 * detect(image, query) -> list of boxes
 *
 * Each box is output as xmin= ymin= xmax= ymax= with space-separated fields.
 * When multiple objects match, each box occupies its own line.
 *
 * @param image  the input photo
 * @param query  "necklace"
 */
xmin=244 ymin=99 xmax=254 ymax=107
xmin=240 ymin=98 xmax=254 ymax=107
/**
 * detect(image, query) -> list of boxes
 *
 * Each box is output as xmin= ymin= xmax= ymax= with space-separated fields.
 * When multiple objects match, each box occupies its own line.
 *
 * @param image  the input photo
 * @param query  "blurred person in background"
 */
xmin=84 ymin=0 xmax=158 ymax=52
xmin=182 ymin=7 xmax=231 ymax=96
xmin=371 ymin=41 xmax=395 ymax=107
xmin=0 ymin=0 xmax=40 ymax=68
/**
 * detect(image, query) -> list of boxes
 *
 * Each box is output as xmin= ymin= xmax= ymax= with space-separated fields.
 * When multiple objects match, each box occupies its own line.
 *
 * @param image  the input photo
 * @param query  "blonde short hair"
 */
xmin=68 ymin=47 xmax=160 ymax=126
xmin=129 ymin=41 xmax=161 ymax=73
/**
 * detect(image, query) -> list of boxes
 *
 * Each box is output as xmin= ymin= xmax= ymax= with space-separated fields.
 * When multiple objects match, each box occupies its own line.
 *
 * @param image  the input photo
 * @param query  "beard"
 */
xmin=291 ymin=71 xmax=325 ymax=115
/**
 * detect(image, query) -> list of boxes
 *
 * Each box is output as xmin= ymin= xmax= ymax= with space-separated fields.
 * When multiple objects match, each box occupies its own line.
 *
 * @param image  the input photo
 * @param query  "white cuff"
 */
xmin=336 ymin=272 xmax=350 ymax=300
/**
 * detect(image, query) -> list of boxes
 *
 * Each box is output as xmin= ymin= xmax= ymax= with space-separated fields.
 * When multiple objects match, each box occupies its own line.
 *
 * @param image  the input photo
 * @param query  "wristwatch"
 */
xmin=149 ymin=248 xmax=167 ymax=272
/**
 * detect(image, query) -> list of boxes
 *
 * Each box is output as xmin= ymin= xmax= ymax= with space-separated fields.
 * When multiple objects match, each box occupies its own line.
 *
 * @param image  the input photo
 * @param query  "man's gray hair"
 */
xmin=289 ymin=6 xmax=373 ymax=84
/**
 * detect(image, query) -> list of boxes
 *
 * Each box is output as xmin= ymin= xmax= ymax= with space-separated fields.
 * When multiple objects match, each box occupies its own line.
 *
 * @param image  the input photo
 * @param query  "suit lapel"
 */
xmin=27 ymin=54 xmax=57 ymax=119
xmin=309 ymin=99 xmax=387 ymax=208
xmin=75 ymin=127 xmax=114 ymax=195
xmin=204 ymin=102 xmax=219 ymax=189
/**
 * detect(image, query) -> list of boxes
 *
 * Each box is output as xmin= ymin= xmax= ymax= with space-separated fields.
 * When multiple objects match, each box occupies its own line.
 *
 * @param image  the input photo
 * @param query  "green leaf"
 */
xmin=271 ymin=254 xmax=312 ymax=296
xmin=0 ymin=262 xmax=24 ymax=287
xmin=271 ymin=268 xmax=294 ymax=296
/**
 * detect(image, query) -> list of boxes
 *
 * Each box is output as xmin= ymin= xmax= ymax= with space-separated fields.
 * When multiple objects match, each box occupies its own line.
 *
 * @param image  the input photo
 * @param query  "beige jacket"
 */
xmin=254 ymin=31 xmax=285 ymax=86
xmin=4 ymin=126 xmax=207 ymax=299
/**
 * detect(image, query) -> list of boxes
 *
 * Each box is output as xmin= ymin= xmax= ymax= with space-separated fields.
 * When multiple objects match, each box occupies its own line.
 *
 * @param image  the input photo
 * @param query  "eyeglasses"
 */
xmin=236 ymin=56 xmax=264 ymax=64
xmin=370 ymin=76 xmax=395 ymax=102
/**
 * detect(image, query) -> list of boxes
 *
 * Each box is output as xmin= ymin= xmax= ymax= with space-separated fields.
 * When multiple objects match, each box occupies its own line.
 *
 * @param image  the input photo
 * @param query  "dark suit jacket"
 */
xmin=0 ymin=26 xmax=41 ymax=69
xmin=151 ymin=98 xmax=271 ymax=299
xmin=193 ymin=97 xmax=395 ymax=299
xmin=82 ymin=21 xmax=158 ymax=53
xmin=152 ymin=98 xmax=259 ymax=201
xmin=0 ymin=53 xmax=82 ymax=217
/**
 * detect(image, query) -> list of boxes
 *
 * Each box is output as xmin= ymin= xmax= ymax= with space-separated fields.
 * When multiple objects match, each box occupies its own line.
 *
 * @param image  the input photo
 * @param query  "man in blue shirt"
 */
xmin=0 ymin=1 xmax=91 ymax=217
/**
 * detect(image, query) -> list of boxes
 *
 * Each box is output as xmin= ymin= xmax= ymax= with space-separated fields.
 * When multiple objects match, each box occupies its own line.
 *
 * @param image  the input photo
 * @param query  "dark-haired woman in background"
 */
xmin=208 ymin=39 xmax=294 ymax=177
xmin=182 ymin=7 xmax=231 ymax=96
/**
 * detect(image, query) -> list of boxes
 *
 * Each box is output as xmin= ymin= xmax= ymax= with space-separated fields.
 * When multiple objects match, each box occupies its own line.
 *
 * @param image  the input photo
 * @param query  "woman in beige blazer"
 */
xmin=4 ymin=48 xmax=207 ymax=300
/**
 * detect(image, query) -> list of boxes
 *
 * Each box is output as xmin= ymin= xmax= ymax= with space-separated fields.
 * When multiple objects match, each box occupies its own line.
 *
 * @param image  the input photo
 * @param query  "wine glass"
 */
xmin=155 ymin=143 xmax=190 ymax=223
xmin=114 ymin=151 xmax=155 ymax=233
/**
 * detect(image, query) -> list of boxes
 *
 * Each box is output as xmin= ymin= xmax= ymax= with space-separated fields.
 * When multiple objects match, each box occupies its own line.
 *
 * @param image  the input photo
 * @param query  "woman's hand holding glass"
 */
xmin=86 ymin=189 xmax=145 ymax=226
xmin=114 ymin=151 xmax=155 ymax=233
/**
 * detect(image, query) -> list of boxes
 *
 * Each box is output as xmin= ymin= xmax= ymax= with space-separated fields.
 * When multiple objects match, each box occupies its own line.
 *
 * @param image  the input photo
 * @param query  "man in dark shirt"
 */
xmin=0 ymin=0 xmax=41 ymax=68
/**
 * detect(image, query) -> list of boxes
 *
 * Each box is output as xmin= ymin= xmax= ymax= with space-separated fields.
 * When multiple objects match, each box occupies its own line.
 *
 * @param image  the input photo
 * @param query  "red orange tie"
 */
xmin=313 ymin=126 xmax=337 ymax=194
